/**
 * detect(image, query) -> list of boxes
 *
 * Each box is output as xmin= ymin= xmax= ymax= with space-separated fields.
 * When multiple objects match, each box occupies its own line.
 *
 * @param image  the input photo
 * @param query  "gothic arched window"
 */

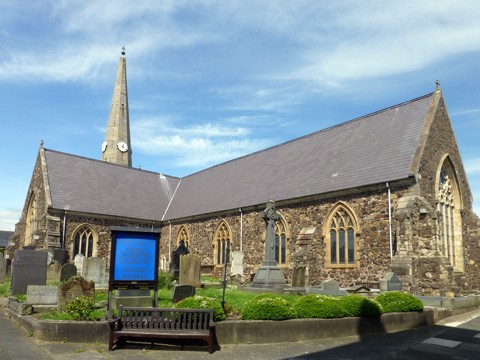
xmin=436 ymin=157 xmax=463 ymax=271
xmin=274 ymin=217 xmax=289 ymax=265
xmin=176 ymin=226 xmax=190 ymax=248
xmin=325 ymin=203 xmax=359 ymax=268
xmin=214 ymin=221 xmax=232 ymax=265
xmin=72 ymin=224 xmax=97 ymax=258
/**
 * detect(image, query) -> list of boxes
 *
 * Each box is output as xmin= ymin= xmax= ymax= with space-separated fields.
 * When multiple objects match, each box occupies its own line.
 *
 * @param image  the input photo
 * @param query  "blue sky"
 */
xmin=1 ymin=1 xmax=479 ymax=231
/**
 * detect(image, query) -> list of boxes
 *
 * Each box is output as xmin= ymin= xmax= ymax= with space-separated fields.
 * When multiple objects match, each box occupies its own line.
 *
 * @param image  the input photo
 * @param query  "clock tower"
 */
xmin=101 ymin=48 xmax=132 ymax=167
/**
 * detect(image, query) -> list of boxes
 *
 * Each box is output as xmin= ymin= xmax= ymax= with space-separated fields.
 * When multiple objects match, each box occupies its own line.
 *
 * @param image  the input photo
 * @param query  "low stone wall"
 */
xmin=2 ymin=306 xmax=459 ymax=345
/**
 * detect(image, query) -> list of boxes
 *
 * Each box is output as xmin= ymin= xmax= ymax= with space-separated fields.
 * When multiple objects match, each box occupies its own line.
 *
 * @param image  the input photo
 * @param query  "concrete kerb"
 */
xmin=3 ymin=305 xmax=475 ymax=345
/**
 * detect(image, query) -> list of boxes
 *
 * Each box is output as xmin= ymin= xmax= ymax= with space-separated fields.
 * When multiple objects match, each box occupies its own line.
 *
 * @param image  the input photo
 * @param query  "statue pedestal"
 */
xmin=251 ymin=264 xmax=286 ymax=288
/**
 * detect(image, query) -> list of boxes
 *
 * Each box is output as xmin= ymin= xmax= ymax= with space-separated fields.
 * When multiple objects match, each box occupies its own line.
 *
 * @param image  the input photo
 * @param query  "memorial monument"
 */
xmin=251 ymin=200 xmax=287 ymax=288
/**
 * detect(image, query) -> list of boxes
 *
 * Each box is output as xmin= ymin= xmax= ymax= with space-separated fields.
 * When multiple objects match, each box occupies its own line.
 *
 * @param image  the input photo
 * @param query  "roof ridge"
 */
xmin=182 ymin=91 xmax=435 ymax=179
xmin=43 ymin=148 xmax=180 ymax=179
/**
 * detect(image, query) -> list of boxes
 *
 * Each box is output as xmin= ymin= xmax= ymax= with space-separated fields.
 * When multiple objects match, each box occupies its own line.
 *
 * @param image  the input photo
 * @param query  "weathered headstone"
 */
xmin=172 ymin=284 xmax=196 ymax=303
xmin=74 ymin=254 xmax=86 ymax=276
xmin=84 ymin=257 xmax=107 ymax=288
xmin=292 ymin=266 xmax=306 ymax=287
xmin=231 ymin=251 xmax=244 ymax=277
xmin=47 ymin=261 xmax=61 ymax=282
xmin=11 ymin=250 xmax=47 ymax=294
xmin=380 ymin=272 xmax=403 ymax=291
xmin=251 ymin=200 xmax=287 ymax=288
xmin=0 ymin=253 xmax=6 ymax=282
xmin=60 ymin=263 xmax=77 ymax=282
xmin=179 ymin=253 xmax=201 ymax=288
xmin=57 ymin=276 xmax=94 ymax=312
xmin=26 ymin=285 xmax=58 ymax=305
xmin=53 ymin=249 xmax=68 ymax=265
xmin=47 ymin=251 xmax=53 ymax=265
xmin=170 ymin=240 xmax=189 ymax=279
xmin=321 ymin=279 xmax=340 ymax=291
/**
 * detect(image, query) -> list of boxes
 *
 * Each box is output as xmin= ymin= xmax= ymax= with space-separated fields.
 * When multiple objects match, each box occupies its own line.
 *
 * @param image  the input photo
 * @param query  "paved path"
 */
xmin=1 ymin=308 xmax=480 ymax=359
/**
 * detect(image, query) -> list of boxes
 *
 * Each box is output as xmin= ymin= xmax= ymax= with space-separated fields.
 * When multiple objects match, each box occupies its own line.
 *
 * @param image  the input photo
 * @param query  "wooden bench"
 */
xmin=108 ymin=306 xmax=216 ymax=353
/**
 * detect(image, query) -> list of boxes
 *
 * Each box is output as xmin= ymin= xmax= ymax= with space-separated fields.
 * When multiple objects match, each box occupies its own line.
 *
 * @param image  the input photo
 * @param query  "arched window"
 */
xmin=274 ymin=217 xmax=289 ymax=265
xmin=214 ymin=221 xmax=232 ymax=265
xmin=24 ymin=192 xmax=37 ymax=246
xmin=436 ymin=157 xmax=463 ymax=271
xmin=72 ymin=224 xmax=97 ymax=258
xmin=176 ymin=226 xmax=190 ymax=248
xmin=325 ymin=203 xmax=359 ymax=268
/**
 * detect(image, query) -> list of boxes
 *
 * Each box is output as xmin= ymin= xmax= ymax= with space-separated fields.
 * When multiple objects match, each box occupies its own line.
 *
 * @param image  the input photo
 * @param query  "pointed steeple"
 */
xmin=101 ymin=47 xmax=132 ymax=167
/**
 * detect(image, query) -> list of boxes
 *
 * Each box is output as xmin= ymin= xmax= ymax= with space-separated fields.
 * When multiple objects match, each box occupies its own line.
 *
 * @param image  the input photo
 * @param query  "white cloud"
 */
xmin=133 ymin=118 xmax=270 ymax=168
xmin=465 ymin=158 xmax=480 ymax=174
xmin=0 ymin=209 xmax=20 ymax=231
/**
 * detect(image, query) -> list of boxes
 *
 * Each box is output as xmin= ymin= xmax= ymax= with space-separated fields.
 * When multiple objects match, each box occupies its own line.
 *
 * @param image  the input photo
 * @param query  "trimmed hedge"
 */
xmin=338 ymin=294 xmax=383 ymax=317
xmin=241 ymin=295 xmax=296 ymax=320
xmin=375 ymin=291 xmax=423 ymax=313
xmin=293 ymin=294 xmax=348 ymax=319
xmin=175 ymin=295 xmax=226 ymax=321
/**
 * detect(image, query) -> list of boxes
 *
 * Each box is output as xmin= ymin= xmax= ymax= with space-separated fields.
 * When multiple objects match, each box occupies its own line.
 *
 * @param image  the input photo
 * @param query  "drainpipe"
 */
xmin=62 ymin=210 xmax=67 ymax=250
xmin=239 ymin=208 xmax=243 ymax=252
xmin=387 ymin=182 xmax=393 ymax=259
xmin=168 ymin=221 xmax=172 ymax=263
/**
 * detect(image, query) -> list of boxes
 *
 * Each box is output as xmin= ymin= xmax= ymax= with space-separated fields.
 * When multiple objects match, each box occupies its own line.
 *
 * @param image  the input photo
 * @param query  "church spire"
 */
xmin=101 ymin=48 xmax=132 ymax=167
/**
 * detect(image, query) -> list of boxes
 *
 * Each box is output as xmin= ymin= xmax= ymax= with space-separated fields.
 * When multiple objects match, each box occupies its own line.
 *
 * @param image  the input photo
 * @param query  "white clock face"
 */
xmin=101 ymin=142 xmax=108 ymax=152
xmin=117 ymin=141 xmax=128 ymax=152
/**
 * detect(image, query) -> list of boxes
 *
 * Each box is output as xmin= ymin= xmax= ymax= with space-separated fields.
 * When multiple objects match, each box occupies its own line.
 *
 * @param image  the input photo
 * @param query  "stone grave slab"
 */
xmin=179 ymin=253 xmax=201 ymax=287
xmin=57 ymin=276 xmax=94 ymax=312
xmin=292 ymin=266 xmax=306 ymax=287
xmin=321 ymin=279 xmax=340 ymax=291
xmin=380 ymin=272 xmax=403 ymax=291
xmin=60 ymin=263 xmax=77 ymax=282
xmin=231 ymin=251 xmax=244 ymax=277
xmin=172 ymin=284 xmax=195 ymax=303
xmin=47 ymin=261 xmax=61 ymax=282
xmin=74 ymin=254 xmax=86 ymax=276
xmin=26 ymin=285 xmax=58 ymax=305
xmin=84 ymin=257 xmax=107 ymax=288
xmin=11 ymin=250 xmax=47 ymax=294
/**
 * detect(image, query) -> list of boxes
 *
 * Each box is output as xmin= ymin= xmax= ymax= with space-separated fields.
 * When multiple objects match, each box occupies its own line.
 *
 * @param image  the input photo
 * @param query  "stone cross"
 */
xmin=259 ymin=199 xmax=280 ymax=266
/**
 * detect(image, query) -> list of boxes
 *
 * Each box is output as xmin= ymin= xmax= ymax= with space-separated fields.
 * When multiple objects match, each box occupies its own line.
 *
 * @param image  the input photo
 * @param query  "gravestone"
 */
xmin=11 ymin=250 xmax=47 ymax=294
xmin=380 ymin=272 xmax=403 ymax=291
xmin=251 ymin=200 xmax=287 ymax=288
xmin=179 ymin=253 xmax=201 ymax=288
xmin=26 ymin=285 xmax=58 ymax=305
xmin=60 ymin=263 xmax=77 ymax=282
xmin=57 ymin=276 xmax=94 ymax=312
xmin=47 ymin=261 xmax=61 ymax=282
xmin=53 ymin=249 xmax=68 ymax=265
xmin=0 ymin=253 xmax=6 ymax=282
xmin=321 ymin=279 xmax=340 ymax=291
xmin=292 ymin=266 xmax=306 ymax=287
xmin=74 ymin=254 xmax=86 ymax=276
xmin=84 ymin=257 xmax=107 ymax=288
xmin=172 ymin=284 xmax=196 ymax=303
xmin=231 ymin=251 xmax=244 ymax=277
xmin=170 ymin=240 xmax=189 ymax=279
xmin=113 ymin=289 xmax=152 ymax=309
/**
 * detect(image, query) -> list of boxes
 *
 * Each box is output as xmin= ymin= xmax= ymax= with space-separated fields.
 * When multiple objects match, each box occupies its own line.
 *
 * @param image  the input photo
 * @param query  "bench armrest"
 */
xmin=108 ymin=317 xmax=121 ymax=330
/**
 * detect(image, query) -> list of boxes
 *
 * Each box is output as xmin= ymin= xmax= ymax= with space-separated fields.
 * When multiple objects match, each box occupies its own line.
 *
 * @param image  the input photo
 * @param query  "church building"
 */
xmin=7 ymin=52 xmax=480 ymax=296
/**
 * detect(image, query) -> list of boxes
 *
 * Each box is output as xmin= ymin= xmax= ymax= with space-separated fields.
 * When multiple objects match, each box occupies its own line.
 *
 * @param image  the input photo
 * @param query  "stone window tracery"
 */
xmin=25 ymin=193 xmax=37 ymax=246
xmin=274 ymin=217 xmax=289 ymax=265
xmin=325 ymin=204 xmax=358 ymax=268
xmin=214 ymin=221 xmax=231 ymax=265
xmin=177 ymin=226 xmax=189 ymax=248
xmin=436 ymin=158 xmax=463 ymax=271
xmin=72 ymin=224 xmax=97 ymax=258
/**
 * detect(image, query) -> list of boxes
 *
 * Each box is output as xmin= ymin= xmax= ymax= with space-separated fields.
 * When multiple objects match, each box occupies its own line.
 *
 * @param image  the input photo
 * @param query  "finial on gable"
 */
xmin=435 ymin=80 xmax=441 ymax=90
xmin=121 ymin=46 xmax=126 ymax=56
xmin=40 ymin=139 xmax=44 ymax=148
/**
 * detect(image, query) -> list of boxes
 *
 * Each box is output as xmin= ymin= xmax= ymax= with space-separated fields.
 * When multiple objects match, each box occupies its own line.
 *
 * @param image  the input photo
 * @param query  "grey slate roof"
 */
xmin=163 ymin=92 xmax=434 ymax=220
xmin=44 ymin=92 xmax=434 ymax=223
xmin=0 ymin=230 xmax=13 ymax=247
xmin=45 ymin=150 xmax=180 ymax=221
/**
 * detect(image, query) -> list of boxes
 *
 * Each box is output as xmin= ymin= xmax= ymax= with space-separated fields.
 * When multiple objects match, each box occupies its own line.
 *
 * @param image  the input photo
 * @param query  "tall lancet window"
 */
xmin=25 ymin=193 xmax=37 ymax=246
xmin=436 ymin=157 xmax=464 ymax=271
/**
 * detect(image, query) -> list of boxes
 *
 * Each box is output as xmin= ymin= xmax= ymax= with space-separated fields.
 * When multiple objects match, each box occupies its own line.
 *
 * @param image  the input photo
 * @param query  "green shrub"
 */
xmin=0 ymin=281 xmax=11 ymax=297
xmin=66 ymin=296 xmax=96 ymax=320
xmin=293 ymin=294 xmax=348 ymax=319
xmin=158 ymin=270 xmax=174 ymax=289
xmin=176 ymin=295 xmax=226 ymax=322
xmin=241 ymin=296 xmax=296 ymax=320
xmin=375 ymin=292 xmax=423 ymax=313
xmin=338 ymin=295 xmax=383 ymax=317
